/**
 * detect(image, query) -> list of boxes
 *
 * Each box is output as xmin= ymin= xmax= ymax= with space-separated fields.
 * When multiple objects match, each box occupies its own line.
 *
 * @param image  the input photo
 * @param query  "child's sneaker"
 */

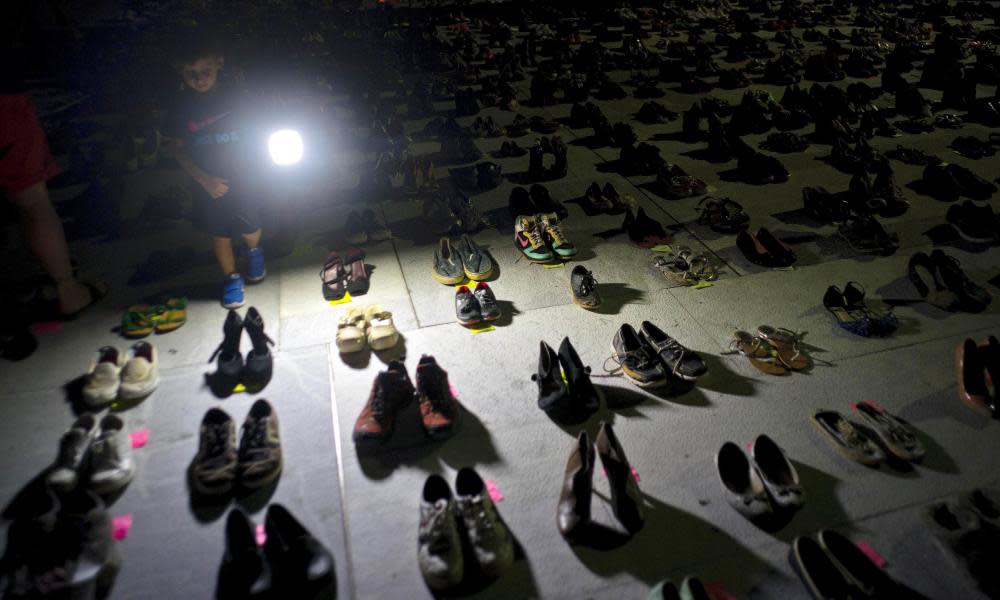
xmin=246 ymin=247 xmax=266 ymax=283
xmin=223 ymin=273 xmax=245 ymax=309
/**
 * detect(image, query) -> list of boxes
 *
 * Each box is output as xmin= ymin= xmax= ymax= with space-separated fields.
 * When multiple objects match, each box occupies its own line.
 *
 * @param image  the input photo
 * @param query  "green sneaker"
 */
xmin=539 ymin=212 xmax=577 ymax=258
xmin=514 ymin=215 xmax=553 ymax=262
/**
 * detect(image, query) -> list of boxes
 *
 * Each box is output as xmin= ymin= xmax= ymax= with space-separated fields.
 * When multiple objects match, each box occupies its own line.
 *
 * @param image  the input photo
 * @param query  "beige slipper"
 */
xmin=336 ymin=307 xmax=368 ymax=353
xmin=365 ymin=304 xmax=399 ymax=351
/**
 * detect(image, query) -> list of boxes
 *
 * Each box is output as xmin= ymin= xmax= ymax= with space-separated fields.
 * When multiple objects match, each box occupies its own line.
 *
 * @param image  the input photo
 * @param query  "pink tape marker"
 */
xmin=112 ymin=515 xmax=133 ymax=540
xmin=30 ymin=322 xmax=63 ymax=335
xmin=862 ymin=399 xmax=885 ymax=412
xmin=130 ymin=429 xmax=150 ymax=449
xmin=705 ymin=581 xmax=737 ymax=600
xmin=449 ymin=383 xmax=459 ymax=399
xmin=485 ymin=480 xmax=504 ymax=503
xmin=255 ymin=523 xmax=267 ymax=546
xmin=601 ymin=466 xmax=640 ymax=483
xmin=856 ymin=542 xmax=887 ymax=568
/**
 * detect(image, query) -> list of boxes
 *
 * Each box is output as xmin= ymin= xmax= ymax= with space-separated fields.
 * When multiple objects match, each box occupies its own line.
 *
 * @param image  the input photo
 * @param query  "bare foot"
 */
xmin=57 ymin=280 xmax=94 ymax=315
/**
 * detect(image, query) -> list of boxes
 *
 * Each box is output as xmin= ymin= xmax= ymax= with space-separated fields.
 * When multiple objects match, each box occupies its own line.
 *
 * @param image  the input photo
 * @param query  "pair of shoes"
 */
xmin=433 ymin=235 xmax=493 ymax=283
xmin=697 ymin=197 xmax=750 ymax=233
xmin=320 ymin=248 xmax=368 ymax=300
xmin=528 ymin=136 xmax=568 ymax=180
xmin=1 ymin=488 xmax=121 ymax=598
xmin=647 ymin=577 xmax=713 ymax=600
xmin=532 ymin=337 xmax=600 ymax=424
xmin=558 ymin=423 xmax=644 ymax=539
xmin=908 ymin=250 xmax=992 ymax=312
xmin=217 ymin=505 xmax=334 ymax=600
xmin=946 ymin=201 xmax=1000 ymax=244
xmin=623 ymin=206 xmax=671 ymax=248
xmin=344 ymin=208 xmax=391 ymax=245
xmin=455 ymin=283 xmax=499 ymax=325
xmin=956 ymin=336 xmax=999 ymax=418
xmin=82 ymin=343 xmax=159 ymax=406
xmin=838 ymin=215 xmax=899 ymax=255
xmin=121 ymin=297 xmax=187 ymax=337
xmin=582 ymin=181 xmax=630 ymax=214
xmin=418 ymin=468 xmax=514 ymax=590
xmin=191 ymin=400 xmax=281 ymax=496
xmin=730 ymin=327 xmax=810 ymax=375
xmin=823 ymin=282 xmax=897 ymax=337
xmin=508 ymin=184 xmax=568 ymax=219
xmin=926 ymin=496 xmax=1000 ymax=599
xmin=402 ymin=154 xmax=437 ymax=193
xmin=336 ymin=305 xmax=399 ymax=353
xmin=737 ymin=227 xmax=795 ymax=267
xmin=922 ymin=163 xmax=998 ymax=202
xmin=659 ymin=172 xmax=707 ymax=200
xmin=514 ymin=213 xmax=576 ymax=262
xmin=209 ymin=308 xmax=275 ymax=393
xmin=791 ymin=530 xmax=905 ymax=600
xmin=495 ymin=139 xmax=527 ymax=157
xmin=47 ymin=413 xmax=136 ymax=495
xmin=353 ymin=356 xmax=461 ymax=446
xmin=809 ymin=405 xmax=916 ymax=466
xmin=569 ymin=265 xmax=601 ymax=309
xmin=716 ymin=434 xmax=803 ymax=520
xmin=611 ymin=322 xmax=707 ymax=387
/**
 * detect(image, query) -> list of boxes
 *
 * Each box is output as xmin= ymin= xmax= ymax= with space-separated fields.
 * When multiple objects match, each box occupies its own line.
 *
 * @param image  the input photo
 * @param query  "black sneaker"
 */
xmin=209 ymin=310 xmax=245 ymax=394
xmin=946 ymin=201 xmax=1000 ymax=244
xmin=472 ymin=282 xmax=500 ymax=321
xmin=238 ymin=399 xmax=282 ymax=489
xmin=639 ymin=321 xmax=707 ymax=380
xmin=611 ymin=324 xmax=667 ymax=388
xmin=570 ymin=265 xmax=601 ymax=310
xmin=455 ymin=286 xmax=481 ymax=325
xmin=191 ymin=408 xmax=238 ymax=496
xmin=243 ymin=307 xmax=274 ymax=391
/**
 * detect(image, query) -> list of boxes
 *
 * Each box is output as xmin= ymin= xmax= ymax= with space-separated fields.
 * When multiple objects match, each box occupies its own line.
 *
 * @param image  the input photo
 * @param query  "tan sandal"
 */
xmin=336 ymin=307 xmax=368 ymax=354
xmin=757 ymin=326 xmax=810 ymax=370
xmin=731 ymin=331 xmax=788 ymax=375
xmin=365 ymin=305 xmax=399 ymax=351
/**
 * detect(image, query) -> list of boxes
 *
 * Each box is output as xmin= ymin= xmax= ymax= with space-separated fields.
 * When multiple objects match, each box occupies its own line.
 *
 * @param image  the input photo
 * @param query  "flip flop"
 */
xmin=59 ymin=281 xmax=108 ymax=321
xmin=731 ymin=330 xmax=787 ymax=375
xmin=320 ymin=252 xmax=347 ymax=301
xmin=757 ymin=325 xmax=810 ymax=370
xmin=122 ymin=304 xmax=155 ymax=338
xmin=153 ymin=297 xmax=187 ymax=333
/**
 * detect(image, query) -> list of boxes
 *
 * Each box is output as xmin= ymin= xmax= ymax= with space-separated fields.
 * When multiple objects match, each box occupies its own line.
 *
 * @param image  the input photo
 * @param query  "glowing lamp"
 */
xmin=268 ymin=129 xmax=303 ymax=166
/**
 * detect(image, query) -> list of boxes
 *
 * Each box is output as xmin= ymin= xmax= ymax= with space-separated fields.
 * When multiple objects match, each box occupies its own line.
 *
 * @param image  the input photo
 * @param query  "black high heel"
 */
xmin=557 ymin=337 xmax=600 ymax=421
xmin=531 ymin=341 xmax=568 ymax=416
xmin=243 ymin=307 xmax=275 ymax=391
xmin=210 ymin=310 xmax=245 ymax=392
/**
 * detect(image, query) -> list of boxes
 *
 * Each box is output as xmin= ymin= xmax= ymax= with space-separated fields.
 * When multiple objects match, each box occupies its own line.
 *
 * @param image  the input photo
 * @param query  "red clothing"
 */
xmin=0 ymin=94 xmax=59 ymax=194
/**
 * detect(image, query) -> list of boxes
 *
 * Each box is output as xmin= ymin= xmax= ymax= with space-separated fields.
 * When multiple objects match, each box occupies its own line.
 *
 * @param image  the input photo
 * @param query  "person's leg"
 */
xmin=213 ymin=236 xmax=237 ymax=275
xmin=11 ymin=181 xmax=92 ymax=314
xmin=241 ymin=228 xmax=261 ymax=249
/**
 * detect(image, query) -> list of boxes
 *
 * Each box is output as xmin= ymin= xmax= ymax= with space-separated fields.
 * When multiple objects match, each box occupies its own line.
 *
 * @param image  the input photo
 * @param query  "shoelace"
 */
xmin=521 ymin=221 xmax=546 ymax=249
xmin=545 ymin=220 xmax=569 ymax=246
xmin=206 ymin=424 xmax=231 ymax=460
xmin=579 ymin=273 xmax=598 ymax=296
xmin=476 ymin=289 xmax=497 ymax=312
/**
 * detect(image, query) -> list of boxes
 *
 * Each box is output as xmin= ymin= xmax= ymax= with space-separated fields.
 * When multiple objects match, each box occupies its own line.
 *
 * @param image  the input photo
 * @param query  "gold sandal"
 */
xmin=757 ymin=325 xmax=810 ymax=370
xmin=731 ymin=330 xmax=788 ymax=375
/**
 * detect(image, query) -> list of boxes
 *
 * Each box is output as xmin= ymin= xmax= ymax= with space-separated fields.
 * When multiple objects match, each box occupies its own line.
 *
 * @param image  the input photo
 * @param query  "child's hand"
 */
xmin=199 ymin=175 xmax=230 ymax=199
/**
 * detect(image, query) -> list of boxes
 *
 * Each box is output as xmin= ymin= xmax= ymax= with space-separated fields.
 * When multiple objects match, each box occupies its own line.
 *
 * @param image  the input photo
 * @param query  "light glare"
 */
xmin=268 ymin=129 xmax=303 ymax=166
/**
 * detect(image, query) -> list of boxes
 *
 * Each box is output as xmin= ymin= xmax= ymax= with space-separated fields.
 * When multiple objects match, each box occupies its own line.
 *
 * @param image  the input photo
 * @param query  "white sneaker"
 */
xmin=119 ymin=342 xmax=159 ymax=401
xmin=418 ymin=474 xmax=463 ymax=590
xmin=454 ymin=467 xmax=514 ymax=577
xmin=47 ymin=414 xmax=100 ymax=492
xmin=89 ymin=415 xmax=136 ymax=494
xmin=82 ymin=347 xmax=125 ymax=407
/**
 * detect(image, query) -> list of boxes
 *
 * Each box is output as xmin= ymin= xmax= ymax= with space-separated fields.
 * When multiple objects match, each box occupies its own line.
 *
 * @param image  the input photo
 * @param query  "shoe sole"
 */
xmin=432 ymin=270 xmax=465 ymax=285
xmin=458 ymin=316 xmax=482 ymax=326
xmin=222 ymin=299 xmax=245 ymax=309
xmin=245 ymin=270 xmax=266 ymax=284
xmin=118 ymin=374 xmax=160 ymax=401
xmin=464 ymin=265 xmax=494 ymax=281
xmin=571 ymin=293 xmax=601 ymax=310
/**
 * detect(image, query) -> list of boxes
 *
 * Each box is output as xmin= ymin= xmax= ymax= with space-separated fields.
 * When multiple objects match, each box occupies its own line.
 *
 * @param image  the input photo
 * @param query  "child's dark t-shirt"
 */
xmin=162 ymin=83 xmax=258 ymax=181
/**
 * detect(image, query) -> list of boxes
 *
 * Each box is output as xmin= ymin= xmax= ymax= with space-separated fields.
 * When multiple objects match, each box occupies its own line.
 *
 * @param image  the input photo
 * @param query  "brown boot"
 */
xmin=956 ymin=339 xmax=991 ymax=416
xmin=596 ymin=422 xmax=645 ymax=534
xmin=557 ymin=431 xmax=594 ymax=540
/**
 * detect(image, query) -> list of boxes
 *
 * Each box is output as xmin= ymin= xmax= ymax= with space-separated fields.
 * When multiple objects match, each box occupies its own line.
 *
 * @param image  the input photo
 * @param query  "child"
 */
xmin=162 ymin=34 xmax=264 ymax=308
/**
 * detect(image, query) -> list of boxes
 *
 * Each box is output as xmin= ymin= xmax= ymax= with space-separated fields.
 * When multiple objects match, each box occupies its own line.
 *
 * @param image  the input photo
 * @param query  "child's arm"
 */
xmin=163 ymin=137 xmax=230 ymax=199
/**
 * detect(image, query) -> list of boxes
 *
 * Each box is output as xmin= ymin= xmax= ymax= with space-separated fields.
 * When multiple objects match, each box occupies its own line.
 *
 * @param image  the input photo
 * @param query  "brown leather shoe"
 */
xmin=596 ymin=422 xmax=645 ymax=534
xmin=956 ymin=339 xmax=992 ymax=417
xmin=416 ymin=355 xmax=462 ymax=439
xmin=353 ymin=361 xmax=414 ymax=445
xmin=557 ymin=430 xmax=594 ymax=540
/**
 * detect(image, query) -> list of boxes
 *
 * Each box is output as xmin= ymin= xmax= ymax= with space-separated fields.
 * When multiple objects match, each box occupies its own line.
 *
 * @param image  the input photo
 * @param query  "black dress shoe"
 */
xmin=264 ymin=504 xmax=336 ymax=599
xmin=218 ymin=509 xmax=272 ymax=600
xmin=596 ymin=422 xmax=644 ymax=534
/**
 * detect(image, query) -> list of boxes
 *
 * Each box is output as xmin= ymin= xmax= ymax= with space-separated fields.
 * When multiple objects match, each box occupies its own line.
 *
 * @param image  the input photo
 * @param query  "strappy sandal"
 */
xmin=731 ymin=330 xmax=788 ymax=375
xmin=823 ymin=286 xmax=871 ymax=336
xmin=122 ymin=304 xmax=155 ymax=338
xmin=153 ymin=297 xmax=187 ymax=333
xmin=687 ymin=254 xmax=718 ymax=281
xmin=654 ymin=253 xmax=699 ymax=286
xmin=345 ymin=247 xmax=370 ymax=296
xmin=756 ymin=325 xmax=810 ymax=370
xmin=696 ymin=196 xmax=750 ymax=233
xmin=320 ymin=251 xmax=348 ymax=301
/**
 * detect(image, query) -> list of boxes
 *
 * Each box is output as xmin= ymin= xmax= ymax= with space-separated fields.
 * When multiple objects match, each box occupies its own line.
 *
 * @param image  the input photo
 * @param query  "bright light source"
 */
xmin=268 ymin=129 xmax=303 ymax=166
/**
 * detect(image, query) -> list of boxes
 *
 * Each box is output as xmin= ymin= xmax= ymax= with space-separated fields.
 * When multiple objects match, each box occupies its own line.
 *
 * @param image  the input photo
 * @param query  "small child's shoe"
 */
xmin=246 ymin=247 xmax=266 ymax=283
xmin=223 ymin=273 xmax=245 ymax=309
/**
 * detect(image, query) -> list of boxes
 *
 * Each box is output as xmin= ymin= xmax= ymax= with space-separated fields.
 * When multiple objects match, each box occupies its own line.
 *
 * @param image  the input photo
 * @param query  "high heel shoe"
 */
xmin=243 ymin=307 xmax=275 ymax=391
xmin=596 ymin=422 xmax=644 ymax=534
xmin=532 ymin=341 xmax=569 ymax=416
xmin=210 ymin=310 xmax=245 ymax=392
xmin=557 ymin=431 xmax=595 ymax=540
xmin=557 ymin=337 xmax=600 ymax=421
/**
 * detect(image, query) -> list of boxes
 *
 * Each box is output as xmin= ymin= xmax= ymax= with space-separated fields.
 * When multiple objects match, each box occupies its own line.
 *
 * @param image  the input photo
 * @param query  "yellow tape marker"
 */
xmin=650 ymin=245 xmax=673 ymax=253
xmin=543 ymin=263 xmax=565 ymax=269
xmin=328 ymin=292 xmax=353 ymax=305
xmin=233 ymin=384 xmax=247 ymax=393
xmin=470 ymin=325 xmax=495 ymax=334
xmin=692 ymin=280 xmax=714 ymax=290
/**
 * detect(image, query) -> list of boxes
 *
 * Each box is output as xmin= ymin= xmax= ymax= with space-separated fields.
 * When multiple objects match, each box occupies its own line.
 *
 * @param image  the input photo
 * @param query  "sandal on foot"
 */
xmin=757 ymin=325 xmax=810 ymax=370
xmin=153 ymin=297 xmax=187 ymax=333
xmin=731 ymin=330 xmax=787 ymax=375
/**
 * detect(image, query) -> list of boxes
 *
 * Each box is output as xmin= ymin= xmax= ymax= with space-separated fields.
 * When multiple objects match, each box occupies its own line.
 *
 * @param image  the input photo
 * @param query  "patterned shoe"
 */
xmin=514 ymin=215 xmax=553 ymax=262
xmin=539 ymin=213 xmax=577 ymax=258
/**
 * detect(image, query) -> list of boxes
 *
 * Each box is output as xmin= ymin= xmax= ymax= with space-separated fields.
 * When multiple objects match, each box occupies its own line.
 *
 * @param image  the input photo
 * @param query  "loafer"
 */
xmin=715 ymin=441 xmax=772 ymax=519
xmin=790 ymin=536 xmax=863 ymax=600
xmin=811 ymin=410 xmax=884 ymax=466
xmin=751 ymin=434 xmax=804 ymax=511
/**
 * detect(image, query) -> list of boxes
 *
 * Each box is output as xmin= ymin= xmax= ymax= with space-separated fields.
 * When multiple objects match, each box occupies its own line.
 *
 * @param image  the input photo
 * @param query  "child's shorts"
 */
xmin=0 ymin=95 xmax=60 ymax=195
xmin=189 ymin=181 xmax=262 ymax=238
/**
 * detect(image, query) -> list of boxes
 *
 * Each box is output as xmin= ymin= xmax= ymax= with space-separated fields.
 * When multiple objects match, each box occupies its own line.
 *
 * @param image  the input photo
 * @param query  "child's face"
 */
xmin=179 ymin=56 xmax=223 ymax=93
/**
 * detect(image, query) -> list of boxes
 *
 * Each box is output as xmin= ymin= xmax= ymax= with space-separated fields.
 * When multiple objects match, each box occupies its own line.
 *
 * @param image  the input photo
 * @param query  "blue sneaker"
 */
xmin=246 ymin=247 xmax=266 ymax=283
xmin=222 ymin=273 xmax=245 ymax=308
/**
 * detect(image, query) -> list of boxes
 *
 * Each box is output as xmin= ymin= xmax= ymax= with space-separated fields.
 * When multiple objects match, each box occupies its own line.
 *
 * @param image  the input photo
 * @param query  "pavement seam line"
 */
xmin=326 ymin=341 xmax=357 ymax=599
